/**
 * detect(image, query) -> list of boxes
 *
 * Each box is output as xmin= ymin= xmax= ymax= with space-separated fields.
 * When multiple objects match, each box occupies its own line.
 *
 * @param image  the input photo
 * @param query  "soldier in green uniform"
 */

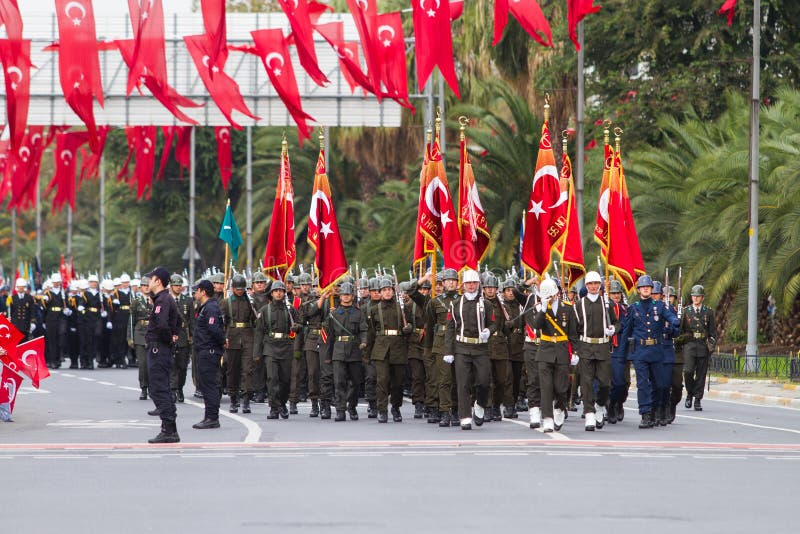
xmin=169 ymin=275 xmax=194 ymax=404
xmin=361 ymin=277 xmax=381 ymax=418
xmin=223 ymin=274 xmax=258 ymax=413
xmin=254 ymin=281 xmax=301 ymax=419
xmin=323 ymin=282 xmax=368 ymax=421
xmin=482 ymin=273 xmax=512 ymax=422
xmin=129 ymin=276 xmax=153 ymax=400
xmin=250 ymin=272 xmax=270 ymax=403
xmin=297 ymin=272 xmax=332 ymax=418
xmin=502 ymin=279 xmax=525 ymax=418
xmin=400 ymin=281 xmax=427 ymax=418
xmin=681 ymin=284 xmax=716 ymax=411
xmin=365 ymin=277 xmax=412 ymax=423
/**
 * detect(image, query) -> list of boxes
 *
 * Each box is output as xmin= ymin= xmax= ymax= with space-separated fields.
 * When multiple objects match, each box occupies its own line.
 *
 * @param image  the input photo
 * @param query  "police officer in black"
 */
xmin=144 ymin=267 xmax=180 ymax=444
xmin=191 ymin=280 xmax=225 ymax=429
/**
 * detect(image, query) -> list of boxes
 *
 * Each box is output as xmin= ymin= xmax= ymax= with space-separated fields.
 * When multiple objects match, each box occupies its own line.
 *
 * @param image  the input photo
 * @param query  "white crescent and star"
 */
xmin=20 ymin=349 xmax=37 ymax=367
xmin=3 ymin=379 xmax=16 ymax=402
xmin=218 ymin=128 xmax=230 ymax=142
xmin=309 ymin=190 xmax=332 ymax=227
xmin=143 ymin=137 xmax=153 ymax=154
xmin=60 ymin=150 xmax=73 ymax=164
xmin=6 ymin=66 xmax=22 ymax=90
xmin=424 ymin=177 xmax=449 ymax=219
xmin=598 ymin=189 xmax=610 ymax=223
xmin=420 ymin=0 xmax=440 ymax=17
xmin=336 ymin=46 xmax=354 ymax=60
xmin=355 ymin=0 xmax=369 ymax=11
xmin=65 ymin=1 xmax=86 ymax=26
xmin=18 ymin=146 xmax=30 ymax=161
xmin=377 ymin=24 xmax=395 ymax=47
xmin=202 ymin=54 xmax=220 ymax=73
xmin=266 ymin=52 xmax=285 ymax=76
xmin=0 ymin=324 xmax=10 ymax=339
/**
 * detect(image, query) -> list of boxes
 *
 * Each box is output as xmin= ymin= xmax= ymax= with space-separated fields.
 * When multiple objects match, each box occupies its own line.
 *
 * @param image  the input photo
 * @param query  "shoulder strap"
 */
xmin=544 ymin=307 xmax=568 ymax=338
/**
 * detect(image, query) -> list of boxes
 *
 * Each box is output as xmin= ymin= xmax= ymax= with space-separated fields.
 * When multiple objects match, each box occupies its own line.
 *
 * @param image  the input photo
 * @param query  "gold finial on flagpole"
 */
xmin=562 ymin=129 xmax=569 ymax=153
xmin=281 ymin=131 xmax=287 ymax=154
xmin=435 ymin=107 xmax=442 ymax=139
xmin=544 ymin=93 xmax=551 ymax=123
xmin=614 ymin=127 xmax=623 ymax=154
xmin=603 ymin=119 xmax=612 ymax=146
xmin=458 ymin=116 xmax=468 ymax=142
xmin=426 ymin=121 xmax=432 ymax=144
xmin=318 ymin=127 xmax=325 ymax=149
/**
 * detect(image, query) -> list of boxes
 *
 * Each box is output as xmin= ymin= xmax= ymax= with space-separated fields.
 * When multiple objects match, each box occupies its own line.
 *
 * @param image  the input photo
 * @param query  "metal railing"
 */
xmin=709 ymin=352 xmax=800 ymax=382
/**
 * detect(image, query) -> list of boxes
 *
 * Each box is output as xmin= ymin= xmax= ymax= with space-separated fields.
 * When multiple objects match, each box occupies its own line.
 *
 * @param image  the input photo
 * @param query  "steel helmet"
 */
xmin=339 ymin=282 xmax=354 ymax=295
xmin=636 ymin=275 xmax=654 ymax=288
xmin=691 ymin=284 xmax=705 ymax=297
xmin=231 ymin=274 xmax=247 ymax=289
xmin=252 ymin=272 xmax=268 ymax=283
xmin=609 ymin=280 xmax=624 ymax=293
xmin=441 ymin=268 xmax=459 ymax=281
xmin=652 ymin=281 xmax=663 ymax=294
xmin=271 ymin=281 xmax=286 ymax=292
xmin=378 ymin=277 xmax=393 ymax=290
xmin=368 ymin=277 xmax=380 ymax=291
xmin=481 ymin=272 xmax=499 ymax=287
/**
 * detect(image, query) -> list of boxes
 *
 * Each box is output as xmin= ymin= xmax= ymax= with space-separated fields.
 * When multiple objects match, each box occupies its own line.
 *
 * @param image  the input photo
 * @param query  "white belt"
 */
xmin=580 ymin=336 xmax=609 ymax=344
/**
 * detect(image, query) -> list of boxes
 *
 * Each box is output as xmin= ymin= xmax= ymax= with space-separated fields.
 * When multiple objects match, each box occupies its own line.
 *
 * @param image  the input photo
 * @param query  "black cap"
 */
xmin=192 ymin=279 xmax=214 ymax=294
xmin=145 ymin=266 xmax=170 ymax=288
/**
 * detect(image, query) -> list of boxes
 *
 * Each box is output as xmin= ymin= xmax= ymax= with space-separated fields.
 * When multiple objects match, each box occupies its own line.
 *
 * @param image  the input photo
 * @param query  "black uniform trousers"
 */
xmin=136 ymin=345 xmax=149 ymax=388
xmin=268 ymin=356 xmax=293 ymax=409
xmin=196 ymin=348 xmax=222 ymax=420
xmin=147 ymin=342 xmax=177 ymax=422
xmin=454 ymin=353 xmax=490 ymax=420
xmin=171 ymin=345 xmax=190 ymax=391
xmin=524 ymin=343 xmax=541 ymax=408
xmin=578 ymin=343 xmax=612 ymax=413
xmin=683 ymin=341 xmax=709 ymax=399
xmin=538 ymin=360 xmax=569 ymax=419
xmin=334 ymin=360 xmax=363 ymax=411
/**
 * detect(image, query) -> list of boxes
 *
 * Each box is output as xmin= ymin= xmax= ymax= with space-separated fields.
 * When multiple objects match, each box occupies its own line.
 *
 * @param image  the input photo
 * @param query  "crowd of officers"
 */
xmin=5 ymin=264 xmax=717 ymax=434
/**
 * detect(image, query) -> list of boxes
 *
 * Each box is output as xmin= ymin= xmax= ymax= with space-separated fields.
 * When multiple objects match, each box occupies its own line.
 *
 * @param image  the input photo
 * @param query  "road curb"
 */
xmin=705 ymin=389 xmax=800 ymax=409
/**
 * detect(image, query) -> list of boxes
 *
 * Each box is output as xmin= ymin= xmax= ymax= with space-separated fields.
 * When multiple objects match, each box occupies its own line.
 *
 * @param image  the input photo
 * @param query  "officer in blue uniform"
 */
xmin=191 ymin=279 xmax=226 ymax=429
xmin=651 ymin=282 xmax=679 ymax=426
xmin=620 ymin=275 xmax=679 ymax=429
xmin=607 ymin=280 xmax=629 ymax=424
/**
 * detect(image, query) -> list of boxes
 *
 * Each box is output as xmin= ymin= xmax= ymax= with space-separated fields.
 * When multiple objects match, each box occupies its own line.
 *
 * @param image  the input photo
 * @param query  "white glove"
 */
xmin=100 ymin=310 xmax=108 ymax=318
xmin=106 ymin=321 xmax=113 ymax=330
xmin=479 ymin=328 xmax=491 ymax=342
xmin=443 ymin=355 xmax=454 ymax=364
xmin=570 ymin=353 xmax=579 ymax=366
xmin=535 ymin=303 xmax=543 ymax=312
xmin=63 ymin=308 xmax=72 ymax=316
xmin=42 ymin=324 xmax=47 ymax=331
xmin=112 ymin=299 xmax=120 ymax=305
xmin=30 ymin=322 xmax=37 ymax=332
xmin=605 ymin=325 xmax=616 ymax=336
xmin=42 ymin=295 xmax=49 ymax=302
xmin=70 ymin=327 xmax=77 ymax=333
xmin=77 ymin=305 xmax=85 ymax=312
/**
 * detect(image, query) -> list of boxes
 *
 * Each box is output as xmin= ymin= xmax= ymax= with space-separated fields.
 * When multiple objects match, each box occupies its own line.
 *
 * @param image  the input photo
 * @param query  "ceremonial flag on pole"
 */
xmin=0 ymin=314 xmax=24 ymax=362
xmin=46 ymin=130 xmax=90 ymax=213
xmin=593 ymin=135 xmax=613 ymax=255
xmin=4 ymin=336 xmax=47 ymax=388
xmin=307 ymin=136 xmax=348 ymax=292
xmin=218 ymin=200 xmax=243 ymax=263
xmin=214 ymin=126 xmax=232 ymax=189
xmin=556 ymin=149 xmax=586 ymax=288
xmin=0 ymin=362 xmax=23 ymax=419
xmin=567 ymin=0 xmax=602 ymax=51
xmin=492 ymin=0 xmax=553 ymax=48
xmin=606 ymin=149 xmax=645 ymax=291
xmin=263 ymin=137 xmax=296 ymax=281
xmin=413 ymin=131 xmax=434 ymax=268
xmin=719 ymin=0 xmax=737 ymax=26
xmin=457 ymin=127 xmax=489 ymax=270
xmin=59 ymin=254 xmax=71 ymax=289
xmin=411 ymin=0 xmax=460 ymax=97
xmin=277 ymin=0 xmax=329 ymax=86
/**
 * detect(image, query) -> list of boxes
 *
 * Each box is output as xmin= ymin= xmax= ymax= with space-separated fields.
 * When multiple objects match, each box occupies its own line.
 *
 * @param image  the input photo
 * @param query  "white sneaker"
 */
xmin=553 ymin=408 xmax=565 ymax=430
xmin=529 ymin=407 xmax=541 ymax=429
xmin=585 ymin=412 xmax=596 ymax=431
xmin=473 ymin=402 xmax=485 ymax=420
xmin=542 ymin=418 xmax=554 ymax=433
xmin=460 ymin=417 xmax=473 ymax=430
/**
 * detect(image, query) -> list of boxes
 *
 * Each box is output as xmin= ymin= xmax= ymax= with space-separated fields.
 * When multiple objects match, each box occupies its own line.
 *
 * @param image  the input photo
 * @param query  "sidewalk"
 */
xmin=705 ymin=377 xmax=800 ymax=408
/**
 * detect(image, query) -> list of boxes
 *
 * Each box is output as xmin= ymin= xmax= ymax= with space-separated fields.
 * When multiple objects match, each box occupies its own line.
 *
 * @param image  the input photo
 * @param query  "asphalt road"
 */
xmin=2 ymin=368 xmax=797 ymax=534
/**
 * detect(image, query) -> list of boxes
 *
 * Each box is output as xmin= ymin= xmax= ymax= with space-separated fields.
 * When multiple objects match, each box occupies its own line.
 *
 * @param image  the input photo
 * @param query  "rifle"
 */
xmin=391 ymin=265 xmax=408 ymax=328
xmin=665 ymin=267 xmax=670 ymax=302
xmin=677 ymin=267 xmax=683 ymax=319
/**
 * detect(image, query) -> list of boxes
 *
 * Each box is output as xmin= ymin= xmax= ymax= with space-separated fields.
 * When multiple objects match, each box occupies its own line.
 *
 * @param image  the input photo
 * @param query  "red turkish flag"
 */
xmin=47 ymin=130 xmax=89 ymax=213
xmin=0 ymin=313 xmax=24 ymax=363
xmin=555 ymin=151 xmax=586 ymax=288
xmin=457 ymin=136 xmax=490 ymax=270
xmin=419 ymin=136 xmax=462 ymax=270
xmin=307 ymin=147 xmax=348 ymax=292
xmin=413 ymin=136 xmax=433 ymax=267
xmin=59 ymin=253 xmax=71 ymax=289
xmin=0 ymin=38 xmax=31 ymax=152
xmin=521 ymin=121 xmax=567 ymax=277
xmin=6 ymin=336 xmax=48 ymax=389
xmin=719 ymin=0 xmax=737 ymax=26
xmin=593 ymin=141 xmax=613 ymax=255
xmin=7 ymin=126 xmax=44 ymax=212
xmin=117 ymin=126 xmax=138 ymax=183
xmin=0 ymin=0 xmax=22 ymax=42
xmin=606 ymin=152 xmax=644 ymax=292
xmin=184 ymin=33 xmax=258 ymax=130
xmin=215 ymin=126 xmax=233 ymax=190
xmin=200 ymin=0 xmax=227 ymax=76
xmin=263 ymin=141 xmax=297 ymax=281
xmin=0 ymin=362 xmax=23 ymax=414
xmin=155 ymin=125 xmax=175 ymax=181
xmin=314 ymin=22 xmax=373 ymax=95
xmin=251 ymin=28 xmax=315 ymax=144
xmin=277 ymin=0 xmax=330 ymax=87
xmin=55 ymin=0 xmax=104 ymax=152
xmin=567 ymin=0 xmax=601 ymax=51
xmin=494 ymin=0 xmax=552 ymax=47
xmin=493 ymin=0 xmax=509 ymax=45
xmin=125 ymin=0 xmax=168 ymax=95
xmin=174 ymin=126 xmax=192 ymax=177
xmin=79 ymin=125 xmax=109 ymax=183
xmin=345 ymin=0 xmax=381 ymax=98
xmin=376 ymin=12 xmax=414 ymax=111
xmin=132 ymin=126 xmax=157 ymax=200
xmin=412 ymin=0 xmax=460 ymax=98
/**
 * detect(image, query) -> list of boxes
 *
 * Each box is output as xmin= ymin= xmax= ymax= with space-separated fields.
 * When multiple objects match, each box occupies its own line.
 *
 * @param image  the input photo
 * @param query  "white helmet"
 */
xmin=585 ymin=271 xmax=602 ymax=284
xmin=130 ymin=278 xmax=141 ymax=287
xmin=539 ymin=279 xmax=559 ymax=300
xmin=15 ymin=277 xmax=27 ymax=287
xmin=462 ymin=269 xmax=480 ymax=283
xmin=69 ymin=281 xmax=78 ymax=291
xmin=113 ymin=277 xmax=121 ymax=286
xmin=101 ymin=279 xmax=114 ymax=291
xmin=88 ymin=274 xmax=99 ymax=283
xmin=51 ymin=273 xmax=62 ymax=283
xmin=78 ymin=279 xmax=89 ymax=290
xmin=119 ymin=273 xmax=131 ymax=283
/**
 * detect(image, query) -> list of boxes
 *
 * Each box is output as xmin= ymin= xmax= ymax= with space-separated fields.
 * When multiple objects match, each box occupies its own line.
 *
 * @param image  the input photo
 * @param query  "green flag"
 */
xmin=218 ymin=203 xmax=243 ymax=262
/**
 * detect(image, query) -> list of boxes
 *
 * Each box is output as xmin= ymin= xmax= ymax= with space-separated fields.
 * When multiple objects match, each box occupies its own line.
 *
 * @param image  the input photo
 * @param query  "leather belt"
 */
xmin=50 ymin=307 xmax=63 ymax=312
xmin=580 ymin=336 xmax=609 ymax=344
xmin=692 ymin=332 xmax=706 ymax=339
xmin=307 ymin=328 xmax=321 ymax=335
xmin=540 ymin=334 xmax=568 ymax=343
xmin=120 ymin=305 xmax=131 ymax=310
xmin=381 ymin=330 xmax=400 ymax=336
xmin=414 ymin=328 xmax=424 ymax=335
xmin=639 ymin=338 xmax=660 ymax=346
xmin=456 ymin=335 xmax=485 ymax=345
xmin=139 ymin=320 xmax=149 ymax=326
xmin=525 ymin=336 xmax=541 ymax=345
xmin=269 ymin=333 xmax=288 ymax=339
xmin=87 ymin=307 xmax=99 ymax=312
xmin=336 ymin=335 xmax=354 ymax=342
xmin=232 ymin=322 xmax=252 ymax=328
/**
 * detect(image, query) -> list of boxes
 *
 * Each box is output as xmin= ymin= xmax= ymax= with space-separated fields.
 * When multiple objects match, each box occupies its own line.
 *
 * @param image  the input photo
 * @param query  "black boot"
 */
xmin=290 ymin=401 xmax=299 ymax=415
xmin=242 ymin=394 xmax=251 ymax=414
xmin=638 ymin=411 xmax=654 ymax=429
xmin=267 ymin=407 xmax=279 ymax=420
xmin=438 ymin=410 xmax=451 ymax=427
xmin=254 ymin=390 xmax=266 ymax=403
xmin=503 ymin=406 xmax=515 ymax=419
xmin=321 ymin=401 xmax=332 ymax=420
xmin=367 ymin=400 xmax=378 ymax=419
xmin=493 ymin=406 xmax=503 ymax=422
xmin=617 ymin=402 xmax=625 ymax=422
xmin=280 ymin=404 xmax=290 ymax=419
xmin=309 ymin=399 xmax=319 ymax=417
xmin=193 ymin=389 xmax=204 ymax=399
xmin=659 ymin=405 xmax=669 ymax=426
xmin=427 ymin=407 xmax=441 ymax=424
xmin=378 ymin=411 xmax=388 ymax=423
xmin=192 ymin=418 xmax=220 ymax=429
xmin=685 ymin=395 xmax=693 ymax=409
xmin=139 ymin=387 xmax=148 ymax=400
xmin=516 ymin=397 xmax=528 ymax=413
xmin=176 ymin=389 xmax=184 ymax=403
xmin=391 ymin=407 xmax=402 ymax=422
xmin=414 ymin=402 xmax=424 ymax=419
xmin=334 ymin=409 xmax=346 ymax=422
xmin=147 ymin=407 xmax=161 ymax=416
xmin=694 ymin=399 xmax=703 ymax=411
xmin=607 ymin=402 xmax=618 ymax=424
xmin=148 ymin=420 xmax=180 ymax=443
xmin=229 ymin=395 xmax=239 ymax=413
xmin=348 ymin=407 xmax=359 ymax=421
xmin=450 ymin=408 xmax=460 ymax=427
xmin=668 ymin=403 xmax=677 ymax=424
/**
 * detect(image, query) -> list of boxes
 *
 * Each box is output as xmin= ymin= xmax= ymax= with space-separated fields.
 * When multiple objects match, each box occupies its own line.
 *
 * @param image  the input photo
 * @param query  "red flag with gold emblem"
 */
xmin=263 ymin=139 xmax=296 ymax=281
xmin=606 ymin=151 xmax=645 ymax=291
xmin=593 ymin=139 xmax=613 ymax=255
xmin=556 ymin=151 xmax=585 ymax=288
xmin=457 ymin=133 xmax=489 ymax=270
xmin=419 ymin=134 xmax=462 ymax=270
xmin=413 ymin=134 xmax=433 ymax=268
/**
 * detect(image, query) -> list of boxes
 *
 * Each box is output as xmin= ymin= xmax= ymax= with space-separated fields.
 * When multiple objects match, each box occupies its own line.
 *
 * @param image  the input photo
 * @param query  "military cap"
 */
xmin=232 ymin=274 xmax=247 ymax=289
xmin=145 ymin=267 xmax=170 ymax=287
xmin=170 ymin=274 xmax=184 ymax=286
xmin=691 ymin=284 xmax=705 ymax=297
xmin=252 ymin=272 xmax=268 ymax=283
xmin=192 ymin=279 xmax=214 ymax=295
xmin=271 ymin=280 xmax=286 ymax=292
xmin=652 ymin=281 xmax=663 ymax=294
xmin=636 ymin=275 xmax=654 ymax=288
xmin=339 ymin=282 xmax=354 ymax=295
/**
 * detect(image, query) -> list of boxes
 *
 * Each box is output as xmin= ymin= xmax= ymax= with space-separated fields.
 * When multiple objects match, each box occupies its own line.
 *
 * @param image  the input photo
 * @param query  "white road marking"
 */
xmin=97 ymin=381 xmax=116 ymax=386
xmin=546 ymin=452 xmax=603 ymax=457
xmin=78 ymin=377 xmax=96 ymax=382
xmin=61 ymin=373 xmax=76 ymax=377
xmin=678 ymin=413 xmax=800 ymax=435
xmin=703 ymin=397 xmax=800 ymax=412
xmin=119 ymin=386 xmax=141 ymax=392
xmin=183 ymin=398 xmax=262 ymax=444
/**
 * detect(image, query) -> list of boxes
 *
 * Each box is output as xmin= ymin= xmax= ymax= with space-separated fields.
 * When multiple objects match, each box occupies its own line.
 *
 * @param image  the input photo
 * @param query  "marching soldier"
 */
xmin=128 ymin=277 xmax=141 ymax=366
xmin=365 ymin=277 xmax=411 ymax=423
xmin=223 ymin=274 xmax=257 ymax=413
xmin=254 ymin=281 xmax=301 ymax=420
xmin=98 ymin=279 xmax=116 ymax=368
xmin=607 ymin=280 xmax=630 ymax=423
xmin=666 ymin=286 xmax=683 ymax=423
xmin=9 ymin=278 xmax=36 ymax=343
xmin=66 ymin=281 xmax=81 ymax=369
xmin=505 ymin=276 xmax=542 ymax=428
xmin=79 ymin=276 xmax=103 ymax=369
xmin=400 ymin=281 xmax=427 ymax=419
xmin=323 ymin=282 xmax=368 ymax=421
xmin=443 ymin=269 xmax=496 ymax=430
xmin=501 ymin=278 xmax=525 ymax=419
xmin=41 ymin=274 xmax=69 ymax=369
xmin=250 ymin=272 xmax=270 ymax=403
xmin=361 ymin=277 xmax=382 ymax=418
xmin=653 ymin=283 xmax=679 ymax=425
xmin=482 ymin=273 xmax=512 ymax=422
xmin=572 ymin=271 xmax=619 ymax=431
xmin=129 ymin=276 xmax=153 ymax=399
xmin=169 ymin=275 xmax=194 ymax=404
xmin=296 ymin=272 xmax=331 ymax=418
xmin=681 ymin=284 xmax=716 ymax=412
xmin=110 ymin=274 xmax=133 ymax=369
xmin=619 ymin=275 xmax=680 ymax=428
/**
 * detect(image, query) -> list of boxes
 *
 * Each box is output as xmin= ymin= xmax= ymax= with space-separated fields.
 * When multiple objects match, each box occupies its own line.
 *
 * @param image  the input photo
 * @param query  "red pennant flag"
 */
xmin=314 ymin=22 xmax=373 ymax=95
xmin=184 ymin=33 xmax=259 ymax=130
xmin=47 ymin=130 xmax=90 ymax=213
xmin=450 ymin=0 xmax=464 ymax=20
xmin=125 ymin=0 xmax=168 ymax=95
xmin=59 ymin=253 xmax=71 ymax=289
xmin=174 ymin=126 xmax=192 ymax=177
xmin=593 ymin=140 xmax=613 ymax=255
xmin=54 ymin=0 xmax=104 ymax=152
xmin=215 ymin=126 xmax=233 ymax=190
xmin=345 ymin=0 xmax=381 ymax=98
xmin=420 ymin=134 xmax=462 ymax=270
xmin=556 ymin=151 xmax=586 ymax=288
xmin=117 ymin=126 xmax=138 ymax=183
xmin=263 ymin=140 xmax=297 ymax=281
xmin=521 ymin=120 xmax=567 ymax=277
xmin=6 ymin=336 xmax=48 ymax=389
xmin=251 ymin=28 xmax=315 ymax=144
xmin=493 ymin=0 xmax=509 ymax=45
xmin=719 ymin=0 xmax=737 ymax=26
xmin=79 ymin=125 xmax=109 ymax=183
xmin=307 ymin=144 xmax=348 ymax=292
xmin=277 ymin=0 xmax=330 ymax=87
xmin=155 ymin=125 xmax=175 ymax=181
xmin=0 ymin=0 xmax=23 ymax=42
xmin=0 ymin=38 xmax=31 ymax=152
xmin=413 ymin=135 xmax=433 ymax=268
xmin=0 ymin=128 xmax=9 ymax=201
xmin=376 ymin=12 xmax=414 ymax=111
xmin=457 ymin=134 xmax=490 ymax=270
xmin=494 ymin=0 xmax=553 ymax=48
xmin=132 ymin=126 xmax=157 ymax=200
xmin=7 ymin=126 xmax=44 ymax=212
xmin=567 ymin=0 xmax=601 ymax=51
xmin=199 ymin=0 xmax=227 ymax=76
xmin=0 ymin=362 xmax=23 ymax=414
xmin=0 ymin=313 xmax=24 ymax=363
xmin=606 ymin=151 xmax=644 ymax=291
xmin=412 ymin=0 xmax=460 ymax=98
